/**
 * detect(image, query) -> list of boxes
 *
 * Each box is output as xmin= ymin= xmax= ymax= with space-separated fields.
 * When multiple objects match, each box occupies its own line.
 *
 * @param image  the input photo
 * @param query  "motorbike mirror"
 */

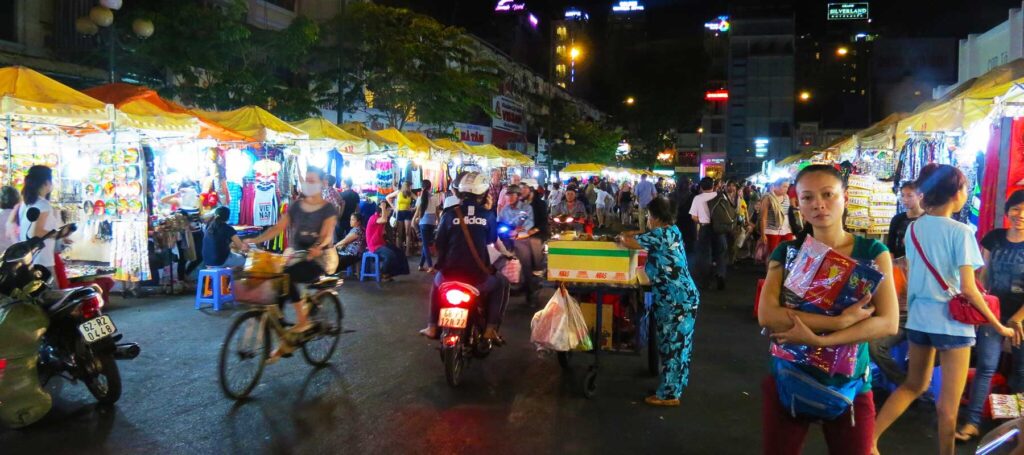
xmin=26 ymin=207 xmax=40 ymax=223
xmin=57 ymin=224 xmax=77 ymax=239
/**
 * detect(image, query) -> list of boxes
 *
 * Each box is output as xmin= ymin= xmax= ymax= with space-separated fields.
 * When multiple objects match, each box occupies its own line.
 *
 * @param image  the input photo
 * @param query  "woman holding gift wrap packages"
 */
xmin=618 ymin=196 xmax=701 ymax=407
xmin=758 ymin=164 xmax=899 ymax=455
xmin=873 ymin=164 xmax=1016 ymax=455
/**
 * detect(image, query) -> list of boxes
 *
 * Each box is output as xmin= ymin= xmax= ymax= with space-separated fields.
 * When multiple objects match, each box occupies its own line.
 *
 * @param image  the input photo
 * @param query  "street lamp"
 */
xmin=799 ymin=91 xmax=812 ymax=102
xmin=625 ymin=96 xmax=635 ymax=106
xmin=76 ymin=1 xmax=156 ymax=83
xmin=569 ymin=46 xmax=582 ymax=61
xmin=836 ymin=46 xmax=849 ymax=57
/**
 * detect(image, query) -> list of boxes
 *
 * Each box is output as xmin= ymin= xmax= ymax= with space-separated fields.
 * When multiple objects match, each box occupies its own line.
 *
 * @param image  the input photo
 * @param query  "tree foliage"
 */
xmin=535 ymin=97 xmax=622 ymax=165
xmin=321 ymin=3 xmax=501 ymax=129
xmin=116 ymin=0 xmax=326 ymax=120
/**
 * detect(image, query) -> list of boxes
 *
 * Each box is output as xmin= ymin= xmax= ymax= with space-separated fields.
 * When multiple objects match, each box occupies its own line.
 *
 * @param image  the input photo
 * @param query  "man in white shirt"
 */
xmin=547 ymin=181 xmax=565 ymax=210
xmin=595 ymin=185 xmax=615 ymax=228
xmin=689 ymin=177 xmax=728 ymax=290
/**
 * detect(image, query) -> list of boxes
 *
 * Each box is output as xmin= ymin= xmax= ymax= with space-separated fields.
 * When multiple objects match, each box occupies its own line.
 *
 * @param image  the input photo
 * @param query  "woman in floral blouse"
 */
xmin=618 ymin=196 xmax=701 ymax=406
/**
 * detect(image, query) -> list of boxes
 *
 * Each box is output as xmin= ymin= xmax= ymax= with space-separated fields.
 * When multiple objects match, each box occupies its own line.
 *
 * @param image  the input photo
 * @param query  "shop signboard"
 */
xmin=492 ymin=96 xmax=527 ymax=133
xmin=452 ymin=122 xmax=492 ymax=145
xmin=827 ymin=3 xmax=869 ymax=21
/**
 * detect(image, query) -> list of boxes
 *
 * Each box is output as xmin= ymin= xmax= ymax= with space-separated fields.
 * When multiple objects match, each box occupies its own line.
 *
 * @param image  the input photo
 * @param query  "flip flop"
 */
xmin=955 ymin=425 xmax=980 ymax=442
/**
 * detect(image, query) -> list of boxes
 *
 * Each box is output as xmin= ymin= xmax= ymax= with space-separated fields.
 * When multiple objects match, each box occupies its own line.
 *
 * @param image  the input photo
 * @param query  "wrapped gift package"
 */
xmin=847 ymin=206 xmax=870 ymax=219
xmin=547 ymin=240 xmax=637 ymax=283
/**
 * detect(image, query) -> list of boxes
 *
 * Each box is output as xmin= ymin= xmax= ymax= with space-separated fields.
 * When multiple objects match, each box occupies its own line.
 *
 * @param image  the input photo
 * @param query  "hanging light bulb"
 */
xmin=89 ymin=6 xmax=114 ymax=27
xmin=75 ymin=16 xmax=99 ymax=35
xmin=132 ymin=18 xmax=155 ymax=38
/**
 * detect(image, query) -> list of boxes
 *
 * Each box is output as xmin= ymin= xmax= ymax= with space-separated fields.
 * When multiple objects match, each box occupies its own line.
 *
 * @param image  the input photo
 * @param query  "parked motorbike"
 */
xmin=437 ymin=280 xmax=495 ymax=387
xmin=4 ymin=208 xmax=139 ymax=406
xmin=551 ymin=215 xmax=587 ymax=235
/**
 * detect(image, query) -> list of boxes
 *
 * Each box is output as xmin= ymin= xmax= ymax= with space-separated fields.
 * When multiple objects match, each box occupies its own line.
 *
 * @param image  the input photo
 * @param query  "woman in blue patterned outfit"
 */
xmin=618 ymin=196 xmax=701 ymax=406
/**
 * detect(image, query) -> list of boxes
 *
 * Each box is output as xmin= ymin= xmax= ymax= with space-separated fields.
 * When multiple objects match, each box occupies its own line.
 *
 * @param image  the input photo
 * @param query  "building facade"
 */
xmin=726 ymin=6 xmax=795 ymax=177
xmin=934 ymin=1 xmax=1024 ymax=98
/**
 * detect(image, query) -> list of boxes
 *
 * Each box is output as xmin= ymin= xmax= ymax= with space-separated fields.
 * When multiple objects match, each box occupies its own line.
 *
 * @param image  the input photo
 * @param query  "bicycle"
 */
xmin=217 ymin=250 xmax=344 ymax=400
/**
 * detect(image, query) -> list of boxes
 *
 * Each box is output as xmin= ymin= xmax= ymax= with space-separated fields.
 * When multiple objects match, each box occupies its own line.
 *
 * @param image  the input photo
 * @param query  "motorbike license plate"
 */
xmin=78 ymin=315 xmax=117 ymax=344
xmin=439 ymin=308 xmax=469 ymax=329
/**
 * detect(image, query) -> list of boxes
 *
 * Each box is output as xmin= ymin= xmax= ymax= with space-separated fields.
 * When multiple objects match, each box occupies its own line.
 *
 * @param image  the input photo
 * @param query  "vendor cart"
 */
xmin=541 ymin=274 xmax=656 ymax=398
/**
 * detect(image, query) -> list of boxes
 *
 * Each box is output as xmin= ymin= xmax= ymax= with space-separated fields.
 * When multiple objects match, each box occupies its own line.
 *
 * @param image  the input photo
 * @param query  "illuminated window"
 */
xmin=555 ymin=64 xmax=567 ymax=76
xmin=815 ymin=52 xmax=820 ymax=60
xmin=556 ymin=26 xmax=568 ymax=39
xmin=556 ymin=45 xmax=566 ymax=56
xmin=850 ymin=76 xmax=856 ymax=82
xmin=557 ymin=82 xmax=567 ymax=88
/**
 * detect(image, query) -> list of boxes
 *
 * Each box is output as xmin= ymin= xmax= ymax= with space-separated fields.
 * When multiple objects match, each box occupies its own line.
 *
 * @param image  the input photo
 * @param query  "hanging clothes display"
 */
xmin=375 ymin=160 xmax=395 ymax=194
xmin=252 ymin=159 xmax=280 ymax=227
xmin=112 ymin=220 xmax=151 ymax=282
xmin=227 ymin=182 xmax=243 ymax=225
xmin=239 ymin=181 xmax=256 ymax=226
xmin=1008 ymin=117 xmax=1024 ymax=197
xmin=978 ymin=122 xmax=1003 ymax=241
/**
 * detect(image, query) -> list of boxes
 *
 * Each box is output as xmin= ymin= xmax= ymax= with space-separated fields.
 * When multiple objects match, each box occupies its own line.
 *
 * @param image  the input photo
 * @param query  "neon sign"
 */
xmin=495 ymin=0 xmax=526 ymax=12
xmin=611 ymin=1 xmax=644 ymax=13
xmin=827 ymin=3 xmax=869 ymax=21
xmin=754 ymin=138 xmax=769 ymax=158
xmin=565 ymin=8 xmax=589 ymax=20
xmin=704 ymin=16 xmax=730 ymax=32
xmin=529 ymin=13 xmax=539 ymax=28
xmin=705 ymin=90 xmax=728 ymax=101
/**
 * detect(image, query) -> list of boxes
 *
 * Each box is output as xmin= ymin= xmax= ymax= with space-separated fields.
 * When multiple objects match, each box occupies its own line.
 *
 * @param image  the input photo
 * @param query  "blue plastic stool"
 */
xmin=195 ymin=267 xmax=235 ymax=311
xmin=359 ymin=252 xmax=381 ymax=283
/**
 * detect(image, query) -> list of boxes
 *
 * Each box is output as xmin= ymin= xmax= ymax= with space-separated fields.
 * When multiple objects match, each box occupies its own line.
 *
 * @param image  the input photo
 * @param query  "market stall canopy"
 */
xmin=82 ymin=83 xmax=201 ymax=134
xmin=340 ymin=122 xmax=397 ymax=149
xmin=895 ymin=59 xmax=1024 ymax=145
xmin=0 ymin=66 xmax=112 ymax=125
xmin=290 ymin=117 xmax=371 ymax=155
xmin=433 ymin=138 xmax=473 ymax=154
xmin=195 ymin=106 xmax=306 ymax=142
xmin=402 ymin=131 xmax=444 ymax=158
xmin=374 ymin=128 xmax=434 ymax=159
xmin=777 ymin=150 xmax=816 ymax=166
xmin=855 ymin=112 xmax=908 ymax=151
xmin=470 ymin=144 xmax=524 ymax=166
xmin=84 ymin=83 xmax=249 ymax=140
xmin=500 ymin=148 xmax=534 ymax=165
xmin=561 ymin=163 xmax=605 ymax=174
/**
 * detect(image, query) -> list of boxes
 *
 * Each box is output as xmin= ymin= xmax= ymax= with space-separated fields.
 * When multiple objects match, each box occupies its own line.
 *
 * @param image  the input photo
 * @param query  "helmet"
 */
xmin=443 ymin=195 xmax=461 ymax=210
xmin=457 ymin=172 xmax=489 ymax=196
xmin=521 ymin=178 xmax=539 ymax=189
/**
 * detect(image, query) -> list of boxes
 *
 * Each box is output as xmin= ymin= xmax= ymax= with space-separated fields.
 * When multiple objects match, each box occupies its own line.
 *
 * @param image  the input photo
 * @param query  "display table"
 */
xmin=541 ymin=270 xmax=653 ymax=398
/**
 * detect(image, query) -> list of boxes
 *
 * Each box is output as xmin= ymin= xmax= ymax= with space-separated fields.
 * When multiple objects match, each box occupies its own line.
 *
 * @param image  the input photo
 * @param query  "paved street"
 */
xmin=0 ymin=261 xmax=976 ymax=454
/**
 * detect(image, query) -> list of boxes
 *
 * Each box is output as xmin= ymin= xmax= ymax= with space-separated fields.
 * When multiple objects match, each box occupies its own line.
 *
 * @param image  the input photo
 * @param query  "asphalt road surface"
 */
xmin=0 ymin=262 xmax=980 ymax=454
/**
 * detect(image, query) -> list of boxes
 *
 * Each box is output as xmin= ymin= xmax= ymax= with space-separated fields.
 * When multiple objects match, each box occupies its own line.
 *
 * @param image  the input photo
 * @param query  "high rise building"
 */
xmin=699 ymin=15 xmax=730 ymax=179
xmin=726 ymin=5 xmax=795 ymax=177
xmin=551 ymin=6 xmax=592 ymax=97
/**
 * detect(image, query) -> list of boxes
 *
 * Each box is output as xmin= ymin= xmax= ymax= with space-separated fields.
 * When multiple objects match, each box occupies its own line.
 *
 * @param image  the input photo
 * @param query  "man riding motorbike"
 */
xmin=420 ymin=172 xmax=512 ymax=341
xmin=552 ymin=187 xmax=588 ymax=230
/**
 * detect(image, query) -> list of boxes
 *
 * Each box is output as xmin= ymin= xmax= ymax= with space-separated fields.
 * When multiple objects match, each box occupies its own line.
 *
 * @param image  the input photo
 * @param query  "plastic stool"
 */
xmin=359 ymin=252 xmax=381 ymax=283
xmin=195 ymin=267 xmax=235 ymax=311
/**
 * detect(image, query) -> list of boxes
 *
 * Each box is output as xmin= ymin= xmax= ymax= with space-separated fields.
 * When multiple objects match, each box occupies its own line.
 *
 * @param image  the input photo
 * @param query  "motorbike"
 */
xmin=4 ymin=207 xmax=139 ymax=406
xmin=437 ymin=280 xmax=495 ymax=387
xmin=551 ymin=214 xmax=591 ymax=236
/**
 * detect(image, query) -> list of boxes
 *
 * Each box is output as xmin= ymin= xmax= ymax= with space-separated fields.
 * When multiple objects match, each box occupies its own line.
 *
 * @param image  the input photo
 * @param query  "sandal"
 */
xmin=955 ymin=424 xmax=980 ymax=442
xmin=644 ymin=395 xmax=680 ymax=407
xmin=419 ymin=327 xmax=439 ymax=339
xmin=266 ymin=342 xmax=296 ymax=365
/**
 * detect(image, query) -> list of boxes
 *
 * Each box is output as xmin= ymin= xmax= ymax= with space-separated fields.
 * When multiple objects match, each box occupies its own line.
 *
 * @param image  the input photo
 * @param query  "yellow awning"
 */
xmin=0 ymin=66 xmax=111 ymax=125
xmin=433 ymin=138 xmax=473 ymax=154
xmin=374 ymin=128 xmax=417 ymax=150
xmin=196 ymin=106 xmax=306 ymax=142
xmin=290 ymin=117 xmax=371 ymax=155
xmin=340 ymin=122 xmax=396 ymax=149
xmin=500 ymin=148 xmax=534 ymax=165
xmin=403 ymin=131 xmax=442 ymax=154
xmin=561 ymin=163 xmax=605 ymax=174
xmin=855 ymin=113 xmax=908 ymax=150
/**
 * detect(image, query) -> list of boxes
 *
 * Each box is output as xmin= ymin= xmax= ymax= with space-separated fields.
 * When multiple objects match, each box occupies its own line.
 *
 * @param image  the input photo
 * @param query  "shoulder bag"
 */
xmin=453 ymin=206 xmax=496 ymax=276
xmin=910 ymin=224 xmax=999 ymax=325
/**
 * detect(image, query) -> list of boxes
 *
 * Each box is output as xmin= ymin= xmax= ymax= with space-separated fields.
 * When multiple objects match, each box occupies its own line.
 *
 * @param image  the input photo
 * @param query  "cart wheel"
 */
xmin=557 ymin=351 xmax=571 ymax=369
xmin=583 ymin=367 xmax=598 ymax=398
xmin=647 ymin=312 xmax=659 ymax=376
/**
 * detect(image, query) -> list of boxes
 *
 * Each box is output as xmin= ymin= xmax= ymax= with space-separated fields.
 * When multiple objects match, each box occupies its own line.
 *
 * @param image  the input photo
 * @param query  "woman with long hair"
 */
xmin=873 ymin=164 xmax=1014 ymax=454
xmin=12 ymin=166 xmax=60 ymax=272
xmin=758 ymin=165 xmax=898 ymax=454
xmin=386 ymin=180 xmax=416 ymax=255
xmin=413 ymin=179 xmax=442 ymax=272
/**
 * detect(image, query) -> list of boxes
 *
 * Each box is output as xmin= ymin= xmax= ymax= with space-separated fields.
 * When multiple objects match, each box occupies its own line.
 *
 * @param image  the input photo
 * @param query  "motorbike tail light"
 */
xmin=443 ymin=335 xmax=459 ymax=347
xmin=444 ymin=289 xmax=471 ymax=306
xmin=81 ymin=294 xmax=104 ymax=320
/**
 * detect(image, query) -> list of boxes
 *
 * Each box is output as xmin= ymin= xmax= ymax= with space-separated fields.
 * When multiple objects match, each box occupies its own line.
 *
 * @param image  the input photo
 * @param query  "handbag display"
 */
xmin=910 ymin=224 xmax=999 ymax=325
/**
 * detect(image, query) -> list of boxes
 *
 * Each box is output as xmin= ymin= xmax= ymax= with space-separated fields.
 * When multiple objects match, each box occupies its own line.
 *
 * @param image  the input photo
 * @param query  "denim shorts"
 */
xmin=905 ymin=328 xmax=975 ymax=351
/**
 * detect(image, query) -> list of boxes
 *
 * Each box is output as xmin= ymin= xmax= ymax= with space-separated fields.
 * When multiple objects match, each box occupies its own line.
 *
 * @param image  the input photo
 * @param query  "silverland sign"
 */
xmin=827 ymin=3 xmax=869 ymax=20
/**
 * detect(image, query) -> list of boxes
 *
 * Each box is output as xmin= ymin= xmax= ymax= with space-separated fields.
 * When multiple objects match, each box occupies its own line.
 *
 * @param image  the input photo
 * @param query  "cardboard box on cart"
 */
xmin=546 ymin=240 xmax=638 ymax=284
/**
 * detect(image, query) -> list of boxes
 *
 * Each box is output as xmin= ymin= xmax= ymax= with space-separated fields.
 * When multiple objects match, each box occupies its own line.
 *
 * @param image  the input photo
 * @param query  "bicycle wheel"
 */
xmin=301 ymin=293 xmax=344 ymax=366
xmin=219 ymin=311 xmax=269 ymax=399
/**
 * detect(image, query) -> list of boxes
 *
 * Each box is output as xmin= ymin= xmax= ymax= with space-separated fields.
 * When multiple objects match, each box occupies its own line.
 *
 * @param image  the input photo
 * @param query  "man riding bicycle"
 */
xmin=420 ymin=172 xmax=512 ymax=341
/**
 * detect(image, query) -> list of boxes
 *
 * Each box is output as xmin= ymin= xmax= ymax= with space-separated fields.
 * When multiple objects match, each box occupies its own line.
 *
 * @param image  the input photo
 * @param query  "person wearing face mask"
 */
xmin=248 ymin=167 xmax=338 ymax=362
xmin=13 ymin=166 xmax=60 ymax=273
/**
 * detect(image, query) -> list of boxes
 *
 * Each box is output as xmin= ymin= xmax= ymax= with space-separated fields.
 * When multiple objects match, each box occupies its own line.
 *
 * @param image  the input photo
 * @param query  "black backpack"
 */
xmin=709 ymin=192 xmax=737 ymax=234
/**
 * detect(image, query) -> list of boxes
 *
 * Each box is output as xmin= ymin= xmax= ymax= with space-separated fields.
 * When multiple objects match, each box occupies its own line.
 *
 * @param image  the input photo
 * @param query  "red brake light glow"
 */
xmin=81 ymin=294 xmax=104 ymax=320
xmin=444 ymin=335 xmax=460 ymax=347
xmin=445 ymin=289 xmax=471 ymax=306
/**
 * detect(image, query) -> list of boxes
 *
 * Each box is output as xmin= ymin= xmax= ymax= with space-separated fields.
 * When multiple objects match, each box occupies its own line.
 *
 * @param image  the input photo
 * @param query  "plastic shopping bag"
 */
xmin=531 ymin=285 xmax=591 ymax=351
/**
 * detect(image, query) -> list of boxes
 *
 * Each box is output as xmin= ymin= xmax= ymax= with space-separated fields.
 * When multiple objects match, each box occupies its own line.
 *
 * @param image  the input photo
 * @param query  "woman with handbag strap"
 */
xmin=874 ymin=164 xmax=1015 ymax=455
xmin=957 ymin=190 xmax=1024 ymax=441
xmin=758 ymin=165 xmax=899 ymax=454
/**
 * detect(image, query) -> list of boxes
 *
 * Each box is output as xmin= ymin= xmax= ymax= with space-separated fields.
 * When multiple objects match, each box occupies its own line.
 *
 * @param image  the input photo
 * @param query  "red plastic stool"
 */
xmin=963 ymin=368 xmax=1009 ymax=419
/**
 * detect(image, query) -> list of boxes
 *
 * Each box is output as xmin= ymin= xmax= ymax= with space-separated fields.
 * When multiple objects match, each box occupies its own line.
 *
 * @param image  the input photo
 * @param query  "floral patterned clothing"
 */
xmin=636 ymin=225 xmax=702 ymax=400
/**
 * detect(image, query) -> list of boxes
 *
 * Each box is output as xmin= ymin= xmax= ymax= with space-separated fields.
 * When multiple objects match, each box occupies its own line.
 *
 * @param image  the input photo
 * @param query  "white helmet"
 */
xmin=457 ymin=172 xmax=489 ymax=196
